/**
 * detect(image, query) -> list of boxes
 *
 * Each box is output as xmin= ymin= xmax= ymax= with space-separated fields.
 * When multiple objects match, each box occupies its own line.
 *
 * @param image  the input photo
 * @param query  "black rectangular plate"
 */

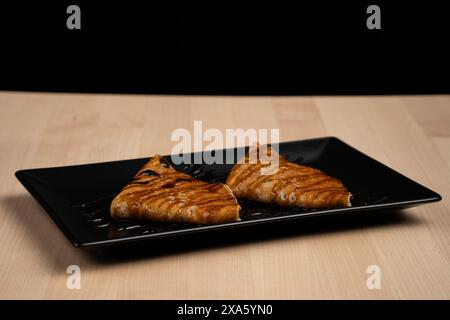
xmin=15 ymin=137 xmax=441 ymax=248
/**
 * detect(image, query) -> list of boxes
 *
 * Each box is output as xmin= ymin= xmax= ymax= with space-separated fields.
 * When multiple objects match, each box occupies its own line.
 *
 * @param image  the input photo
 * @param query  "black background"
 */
xmin=0 ymin=1 xmax=449 ymax=94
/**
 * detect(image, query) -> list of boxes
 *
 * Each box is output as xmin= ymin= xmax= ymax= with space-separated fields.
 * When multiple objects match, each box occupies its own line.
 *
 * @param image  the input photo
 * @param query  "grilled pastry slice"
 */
xmin=226 ymin=145 xmax=351 ymax=209
xmin=111 ymin=155 xmax=241 ymax=224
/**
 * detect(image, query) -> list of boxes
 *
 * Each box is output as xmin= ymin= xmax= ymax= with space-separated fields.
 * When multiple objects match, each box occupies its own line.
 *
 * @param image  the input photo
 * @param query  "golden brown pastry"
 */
xmin=226 ymin=145 xmax=351 ymax=209
xmin=111 ymin=155 xmax=241 ymax=224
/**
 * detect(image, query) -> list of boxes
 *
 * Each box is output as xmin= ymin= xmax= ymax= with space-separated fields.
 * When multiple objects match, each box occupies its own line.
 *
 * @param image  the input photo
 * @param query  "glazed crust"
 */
xmin=226 ymin=145 xmax=351 ymax=209
xmin=111 ymin=155 xmax=241 ymax=224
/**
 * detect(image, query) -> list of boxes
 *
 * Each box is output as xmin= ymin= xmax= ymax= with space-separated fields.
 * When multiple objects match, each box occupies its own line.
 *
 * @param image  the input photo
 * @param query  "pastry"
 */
xmin=226 ymin=145 xmax=351 ymax=209
xmin=111 ymin=155 xmax=241 ymax=224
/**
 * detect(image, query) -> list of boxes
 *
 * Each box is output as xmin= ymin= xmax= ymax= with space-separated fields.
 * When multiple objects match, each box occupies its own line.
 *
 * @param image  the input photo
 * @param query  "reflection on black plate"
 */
xmin=15 ymin=137 xmax=441 ymax=248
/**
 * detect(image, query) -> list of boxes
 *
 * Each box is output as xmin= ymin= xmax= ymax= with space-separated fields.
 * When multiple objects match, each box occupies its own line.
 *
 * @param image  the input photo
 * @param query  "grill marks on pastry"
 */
xmin=226 ymin=146 xmax=351 ymax=209
xmin=137 ymin=169 xmax=161 ymax=178
xmin=110 ymin=155 xmax=241 ymax=224
xmin=159 ymin=157 xmax=171 ymax=168
xmin=128 ymin=169 xmax=161 ymax=185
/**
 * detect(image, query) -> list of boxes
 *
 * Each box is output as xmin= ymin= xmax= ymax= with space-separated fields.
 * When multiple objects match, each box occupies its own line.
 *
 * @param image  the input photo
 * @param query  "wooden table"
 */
xmin=0 ymin=92 xmax=449 ymax=299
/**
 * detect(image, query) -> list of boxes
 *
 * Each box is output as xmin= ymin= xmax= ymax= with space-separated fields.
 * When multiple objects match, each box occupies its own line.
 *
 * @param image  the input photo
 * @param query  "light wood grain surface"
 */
xmin=0 ymin=91 xmax=449 ymax=299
